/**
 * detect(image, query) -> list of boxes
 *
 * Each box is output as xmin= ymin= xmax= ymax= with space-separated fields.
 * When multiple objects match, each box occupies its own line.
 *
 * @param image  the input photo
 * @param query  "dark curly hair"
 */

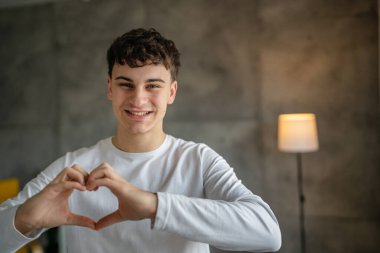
xmin=107 ymin=28 xmax=181 ymax=81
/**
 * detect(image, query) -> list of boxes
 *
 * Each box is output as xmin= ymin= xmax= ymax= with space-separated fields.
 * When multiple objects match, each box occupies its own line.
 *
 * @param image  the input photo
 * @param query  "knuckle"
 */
xmin=72 ymin=164 xmax=84 ymax=172
xmin=101 ymin=162 xmax=110 ymax=168
xmin=62 ymin=167 xmax=72 ymax=173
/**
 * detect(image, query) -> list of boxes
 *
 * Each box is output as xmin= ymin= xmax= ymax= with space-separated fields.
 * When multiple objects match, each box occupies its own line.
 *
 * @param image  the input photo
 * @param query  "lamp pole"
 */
xmin=296 ymin=152 xmax=306 ymax=253
xmin=278 ymin=113 xmax=318 ymax=253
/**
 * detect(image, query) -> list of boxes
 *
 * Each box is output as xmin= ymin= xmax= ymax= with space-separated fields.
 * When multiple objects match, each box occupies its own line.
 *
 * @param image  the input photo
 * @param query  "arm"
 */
xmin=86 ymin=152 xmax=281 ymax=251
xmin=0 ymin=165 xmax=96 ymax=252
xmin=0 ymin=199 xmax=41 ymax=253
xmin=0 ymin=175 xmax=50 ymax=252
xmin=153 ymin=149 xmax=281 ymax=252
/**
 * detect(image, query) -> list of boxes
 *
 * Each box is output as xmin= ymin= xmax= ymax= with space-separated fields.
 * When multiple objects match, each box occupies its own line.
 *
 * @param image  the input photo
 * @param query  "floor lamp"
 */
xmin=278 ymin=113 xmax=319 ymax=253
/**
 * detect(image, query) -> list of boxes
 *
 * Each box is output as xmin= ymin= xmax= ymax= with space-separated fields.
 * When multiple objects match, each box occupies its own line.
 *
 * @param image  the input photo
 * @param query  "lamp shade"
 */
xmin=278 ymin=113 xmax=319 ymax=153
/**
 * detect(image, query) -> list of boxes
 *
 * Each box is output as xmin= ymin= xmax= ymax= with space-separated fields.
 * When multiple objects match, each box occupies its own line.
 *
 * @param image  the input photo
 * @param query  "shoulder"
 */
xmin=166 ymin=135 xmax=221 ymax=162
xmin=64 ymin=138 xmax=110 ymax=163
xmin=167 ymin=135 xmax=209 ymax=151
xmin=166 ymin=135 xmax=233 ymax=180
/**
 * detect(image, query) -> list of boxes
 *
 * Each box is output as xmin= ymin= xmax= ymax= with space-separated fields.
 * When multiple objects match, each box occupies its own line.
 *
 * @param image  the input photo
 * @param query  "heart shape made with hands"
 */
xmin=52 ymin=163 xmax=157 ymax=230
xmin=17 ymin=163 xmax=156 ymax=233
xmin=56 ymin=164 xmax=123 ymax=230
xmin=69 ymin=185 xmax=119 ymax=224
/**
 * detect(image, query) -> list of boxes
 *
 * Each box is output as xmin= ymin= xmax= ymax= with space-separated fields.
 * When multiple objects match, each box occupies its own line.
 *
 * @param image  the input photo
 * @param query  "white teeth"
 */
xmin=129 ymin=111 xmax=149 ymax=116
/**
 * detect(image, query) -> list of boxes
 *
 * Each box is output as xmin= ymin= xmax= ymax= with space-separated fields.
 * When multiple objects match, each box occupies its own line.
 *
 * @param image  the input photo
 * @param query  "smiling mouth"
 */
xmin=125 ymin=110 xmax=152 ymax=116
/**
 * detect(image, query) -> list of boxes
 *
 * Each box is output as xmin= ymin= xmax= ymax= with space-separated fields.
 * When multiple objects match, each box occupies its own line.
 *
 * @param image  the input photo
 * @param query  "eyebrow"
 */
xmin=146 ymin=78 xmax=165 ymax=83
xmin=115 ymin=76 xmax=165 ymax=83
xmin=115 ymin=76 xmax=133 ymax=82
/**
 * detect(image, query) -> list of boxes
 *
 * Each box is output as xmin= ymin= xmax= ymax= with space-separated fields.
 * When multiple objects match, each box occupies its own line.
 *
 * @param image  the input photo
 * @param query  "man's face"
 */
xmin=107 ymin=63 xmax=177 ymax=136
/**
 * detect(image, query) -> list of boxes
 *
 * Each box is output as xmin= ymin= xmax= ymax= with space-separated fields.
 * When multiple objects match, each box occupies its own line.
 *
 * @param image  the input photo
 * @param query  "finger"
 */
xmin=95 ymin=210 xmax=123 ymax=231
xmin=86 ymin=177 xmax=115 ymax=191
xmin=71 ymin=164 xmax=89 ymax=182
xmin=87 ymin=163 xmax=115 ymax=188
xmin=53 ymin=167 xmax=70 ymax=183
xmin=86 ymin=171 xmax=108 ymax=190
xmin=63 ymin=168 xmax=87 ymax=185
xmin=58 ymin=181 xmax=87 ymax=192
xmin=67 ymin=213 xmax=96 ymax=230
xmin=54 ymin=167 xmax=86 ymax=185
xmin=43 ymin=181 xmax=86 ymax=202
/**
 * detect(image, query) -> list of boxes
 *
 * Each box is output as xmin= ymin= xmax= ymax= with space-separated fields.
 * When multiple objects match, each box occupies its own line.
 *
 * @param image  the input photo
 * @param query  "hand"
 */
xmin=15 ymin=165 xmax=96 ymax=235
xmin=86 ymin=163 xmax=158 ymax=230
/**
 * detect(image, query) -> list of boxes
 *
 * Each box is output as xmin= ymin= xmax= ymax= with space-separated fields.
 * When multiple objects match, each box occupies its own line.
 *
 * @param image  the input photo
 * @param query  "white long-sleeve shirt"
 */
xmin=0 ymin=135 xmax=281 ymax=253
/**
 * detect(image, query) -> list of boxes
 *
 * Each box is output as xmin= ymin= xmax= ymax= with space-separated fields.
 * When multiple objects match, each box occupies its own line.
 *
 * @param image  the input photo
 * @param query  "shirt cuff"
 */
xmin=151 ymin=192 xmax=171 ymax=231
xmin=0 ymin=205 xmax=43 ymax=252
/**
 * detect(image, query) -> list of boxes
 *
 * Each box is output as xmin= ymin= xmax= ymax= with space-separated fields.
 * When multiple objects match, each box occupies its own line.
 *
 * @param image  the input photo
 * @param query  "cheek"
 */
xmin=149 ymin=92 xmax=163 ymax=102
xmin=110 ymin=94 xmax=127 ymax=110
xmin=155 ymin=94 xmax=171 ymax=107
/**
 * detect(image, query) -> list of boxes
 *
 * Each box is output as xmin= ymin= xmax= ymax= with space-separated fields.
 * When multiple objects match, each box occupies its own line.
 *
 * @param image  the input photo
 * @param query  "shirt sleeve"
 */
xmin=0 ymin=204 xmax=44 ymax=252
xmin=152 ymin=146 xmax=281 ymax=252
xmin=0 ymin=157 xmax=64 ymax=252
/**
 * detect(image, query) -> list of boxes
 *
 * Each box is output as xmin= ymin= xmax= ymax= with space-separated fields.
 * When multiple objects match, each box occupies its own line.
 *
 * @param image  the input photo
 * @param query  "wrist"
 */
xmin=15 ymin=204 xmax=39 ymax=235
xmin=149 ymin=192 xmax=158 ymax=220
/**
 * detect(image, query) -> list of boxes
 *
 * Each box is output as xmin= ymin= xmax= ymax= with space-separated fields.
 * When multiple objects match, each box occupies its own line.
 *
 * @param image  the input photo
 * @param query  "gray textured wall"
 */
xmin=0 ymin=0 xmax=379 ymax=253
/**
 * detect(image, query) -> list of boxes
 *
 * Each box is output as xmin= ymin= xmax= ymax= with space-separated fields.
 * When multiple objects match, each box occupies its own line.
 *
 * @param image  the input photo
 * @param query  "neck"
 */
xmin=112 ymin=127 xmax=166 ymax=153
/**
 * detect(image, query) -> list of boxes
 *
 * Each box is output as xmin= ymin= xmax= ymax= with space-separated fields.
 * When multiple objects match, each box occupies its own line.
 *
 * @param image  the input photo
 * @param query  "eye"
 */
xmin=119 ymin=83 xmax=133 ymax=89
xmin=146 ymin=84 xmax=161 ymax=89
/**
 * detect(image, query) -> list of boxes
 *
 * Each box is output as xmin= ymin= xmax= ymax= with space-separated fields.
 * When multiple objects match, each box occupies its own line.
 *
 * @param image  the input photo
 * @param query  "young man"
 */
xmin=0 ymin=28 xmax=281 ymax=253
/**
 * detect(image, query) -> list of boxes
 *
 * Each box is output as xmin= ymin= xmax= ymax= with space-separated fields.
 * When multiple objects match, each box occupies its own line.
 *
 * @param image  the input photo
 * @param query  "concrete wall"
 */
xmin=259 ymin=1 xmax=380 ymax=253
xmin=0 ymin=0 xmax=379 ymax=252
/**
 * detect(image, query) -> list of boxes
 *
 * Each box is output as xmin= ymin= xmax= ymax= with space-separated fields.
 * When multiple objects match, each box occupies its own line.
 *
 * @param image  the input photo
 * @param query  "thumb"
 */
xmin=67 ymin=213 xmax=96 ymax=229
xmin=95 ymin=210 xmax=123 ymax=231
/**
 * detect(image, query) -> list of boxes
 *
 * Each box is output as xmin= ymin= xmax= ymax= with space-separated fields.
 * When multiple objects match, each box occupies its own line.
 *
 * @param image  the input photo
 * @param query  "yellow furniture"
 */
xmin=0 ymin=178 xmax=19 ymax=203
xmin=0 ymin=178 xmax=44 ymax=253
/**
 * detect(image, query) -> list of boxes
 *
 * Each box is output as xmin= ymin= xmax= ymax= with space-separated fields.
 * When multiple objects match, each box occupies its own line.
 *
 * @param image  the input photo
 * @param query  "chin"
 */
xmin=125 ymin=123 xmax=154 ymax=135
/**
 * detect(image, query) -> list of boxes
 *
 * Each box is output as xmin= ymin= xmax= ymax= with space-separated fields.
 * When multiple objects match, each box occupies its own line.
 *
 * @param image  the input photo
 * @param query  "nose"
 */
xmin=129 ymin=88 xmax=148 ymax=107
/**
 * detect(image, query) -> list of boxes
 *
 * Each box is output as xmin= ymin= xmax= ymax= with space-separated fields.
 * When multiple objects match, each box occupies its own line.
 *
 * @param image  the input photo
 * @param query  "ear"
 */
xmin=107 ymin=76 xmax=113 ymax=101
xmin=168 ymin=81 xmax=177 ymax=105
